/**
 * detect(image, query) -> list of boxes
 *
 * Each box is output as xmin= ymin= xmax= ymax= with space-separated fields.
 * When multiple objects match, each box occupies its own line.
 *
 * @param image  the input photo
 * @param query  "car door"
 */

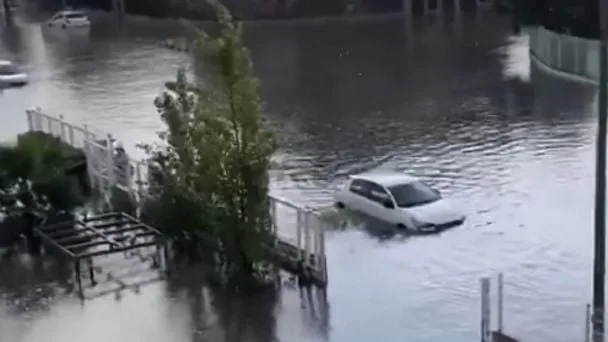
xmin=366 ymin=182 xmax=399 ymax=224
xmin=346 ymin=179 xmax=370 ymax=213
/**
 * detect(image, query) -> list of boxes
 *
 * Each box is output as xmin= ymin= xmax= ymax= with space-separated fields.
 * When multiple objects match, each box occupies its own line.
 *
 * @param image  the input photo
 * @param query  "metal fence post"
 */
xmin=101 ymin=134 xmax=115 ymax=207
xmin=26 ymin=109 xmax=33 ymax=131
xmin=497 ymin=273 xmax=504 ymax=333
xmin=587 ymin=303 xmax=592 ymax=342
xmin=136 ymin=162 xmax=144 ymax=209
xmin=296 ymin=209 xmax=303 ymax=261
xmin=59 ymin=115 xmax=66 ymax=141
xmin=557 ymin=37 xmax=562 ymax=70
xmin=320 ymin=227 xmax=327 ymax=284
xmin=270 ymin=197 xmax=278 ymax=248
xmin=481 ymin=277 xmax=491 ymax=342
xmin=106 ymin=134 xmax=115 ymax=191
xmin=303 ymin=212 xmax=311 ymax=266
xmin=83 ymin=128 xmax=96 ymax=197
xmin=46 ymin=115 xmax=53 ymax=134
xmin=68 ymin=123 xmax=74 ymax=145
xmin=34 ymin=109 xmax=42 ymax=131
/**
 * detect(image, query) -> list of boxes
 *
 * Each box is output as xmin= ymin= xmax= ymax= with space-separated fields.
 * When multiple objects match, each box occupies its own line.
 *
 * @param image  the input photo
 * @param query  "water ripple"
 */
xmin=0 ymin=11 xmax=600 ymax=342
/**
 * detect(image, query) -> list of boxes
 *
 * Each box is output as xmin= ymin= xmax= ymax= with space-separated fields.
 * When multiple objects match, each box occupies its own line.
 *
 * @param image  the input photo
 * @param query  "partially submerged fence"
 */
xmin=24 ymin=108 xmax=329 ymax=285
xmin=481 ymin=273 xmax=594 ymax=342
xmin=481 ymin=273 xmax=519 ymax=342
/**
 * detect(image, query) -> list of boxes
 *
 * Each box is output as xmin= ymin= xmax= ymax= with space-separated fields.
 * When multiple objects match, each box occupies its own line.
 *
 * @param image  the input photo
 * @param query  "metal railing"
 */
xmin=26 ymin=109 xmax=148 ymax=203
xmin=24 ymin=108 xmax=328 ymax=283
xmin=481 ymin=273 xmax=594 ymax=342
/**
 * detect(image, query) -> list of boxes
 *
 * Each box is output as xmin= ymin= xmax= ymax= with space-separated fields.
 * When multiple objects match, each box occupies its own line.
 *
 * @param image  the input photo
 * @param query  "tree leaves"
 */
xmin=145 ymin=4 xmax=277 ymax=291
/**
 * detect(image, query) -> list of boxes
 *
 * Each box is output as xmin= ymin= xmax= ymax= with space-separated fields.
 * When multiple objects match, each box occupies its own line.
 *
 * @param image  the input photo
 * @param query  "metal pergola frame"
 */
xmin=34 ymin=211 xmax=167 ymax=298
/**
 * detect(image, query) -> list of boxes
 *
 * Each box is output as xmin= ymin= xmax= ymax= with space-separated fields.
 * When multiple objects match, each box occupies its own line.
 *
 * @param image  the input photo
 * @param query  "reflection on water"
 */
xmin=0 ymin=8 xmax=601 ymax=342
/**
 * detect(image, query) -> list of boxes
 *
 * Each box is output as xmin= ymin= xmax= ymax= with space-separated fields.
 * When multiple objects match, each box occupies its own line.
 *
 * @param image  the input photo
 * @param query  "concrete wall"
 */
xmin=528 ymin=26 xmax=600 ymax=82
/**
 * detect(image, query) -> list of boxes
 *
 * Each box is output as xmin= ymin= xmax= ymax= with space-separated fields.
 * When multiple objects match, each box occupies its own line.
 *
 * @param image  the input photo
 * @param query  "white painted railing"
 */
xmin=25 ymin=108 xmax=148 ymax=205
xmin=528 ymin=26 xmax=600 ymax=82
xmin=24 ymin=108 xmax=328 ymax=283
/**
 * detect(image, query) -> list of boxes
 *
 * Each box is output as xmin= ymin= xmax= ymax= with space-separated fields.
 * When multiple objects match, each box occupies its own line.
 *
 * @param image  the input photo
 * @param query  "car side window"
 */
xmin=348 ymin=179 xmax=369 ymax=197
xmin=367 ymin=183 xmax=390 ymax=204
xmin=66 ymin=13 xmax=85 ymax=19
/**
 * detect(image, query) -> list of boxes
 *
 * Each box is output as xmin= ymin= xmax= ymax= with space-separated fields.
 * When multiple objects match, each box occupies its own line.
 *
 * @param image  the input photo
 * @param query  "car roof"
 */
xmin=0 ymin=60 xmax=13 ymax=66
xmin=56 ymin=10 xmax=86 ymax=16
xmin=350 ymin=172 xmax=419 ymax=187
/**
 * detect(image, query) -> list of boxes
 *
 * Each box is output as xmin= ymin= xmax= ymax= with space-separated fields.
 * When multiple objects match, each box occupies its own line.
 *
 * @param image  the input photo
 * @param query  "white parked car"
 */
xmin=45 ymin=10 xmax=91 ymax=30
xmin=0 ymin=60 xmax=28 ymax=87
xmin=334 ymin=172 xmax=465 ymax=232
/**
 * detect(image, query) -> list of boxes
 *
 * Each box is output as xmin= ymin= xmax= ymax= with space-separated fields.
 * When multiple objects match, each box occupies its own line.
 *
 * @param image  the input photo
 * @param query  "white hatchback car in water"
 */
xmin=0 ymin=60 xmax=28 ymax=87
xmin=45 ymin=10 xmax=91 ymax=30
xmin=334 ymin=172 xmax=465 ymax=232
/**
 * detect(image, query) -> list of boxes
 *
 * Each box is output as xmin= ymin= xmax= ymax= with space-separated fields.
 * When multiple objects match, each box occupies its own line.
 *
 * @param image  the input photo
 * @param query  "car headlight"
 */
xmin=412 ymin=218 xmax=435 ymax=231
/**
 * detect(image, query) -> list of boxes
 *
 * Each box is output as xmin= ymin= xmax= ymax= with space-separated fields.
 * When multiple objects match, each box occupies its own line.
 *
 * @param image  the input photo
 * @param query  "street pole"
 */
xmin=594 ymin=0 xmax=608 ymax=340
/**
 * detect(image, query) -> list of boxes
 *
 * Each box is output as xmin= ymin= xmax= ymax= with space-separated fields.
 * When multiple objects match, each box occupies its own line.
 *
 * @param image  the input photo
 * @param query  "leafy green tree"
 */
xmin=143 ymin=5 xmax=277 ymax=291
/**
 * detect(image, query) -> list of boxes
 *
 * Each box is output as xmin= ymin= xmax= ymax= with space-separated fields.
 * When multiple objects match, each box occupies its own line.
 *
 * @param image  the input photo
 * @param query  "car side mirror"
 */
xmin=383 ymin=200 xmax=394 ymax=209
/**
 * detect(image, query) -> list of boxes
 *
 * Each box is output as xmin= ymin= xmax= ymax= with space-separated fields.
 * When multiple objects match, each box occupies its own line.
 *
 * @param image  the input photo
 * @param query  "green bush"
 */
xmin=0 ymin=131 xmax=88 ymax=213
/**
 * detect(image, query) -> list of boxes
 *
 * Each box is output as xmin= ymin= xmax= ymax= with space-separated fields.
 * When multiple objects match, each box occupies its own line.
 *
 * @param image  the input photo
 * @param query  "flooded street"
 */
xmin=0 ymin=8 xmax=600 ymax=342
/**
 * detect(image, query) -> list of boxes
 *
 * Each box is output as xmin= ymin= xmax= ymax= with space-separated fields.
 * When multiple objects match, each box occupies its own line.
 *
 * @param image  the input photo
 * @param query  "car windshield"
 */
xmin=388 ymin=181 xmax=440 ymax=208
xmin=0 ymin=64 xmax=18 ymax=75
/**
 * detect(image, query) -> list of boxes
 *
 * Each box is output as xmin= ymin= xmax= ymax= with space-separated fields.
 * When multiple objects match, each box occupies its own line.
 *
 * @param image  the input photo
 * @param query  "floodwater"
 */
xmin=0 ymin=6 xmax=600 ymax=342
